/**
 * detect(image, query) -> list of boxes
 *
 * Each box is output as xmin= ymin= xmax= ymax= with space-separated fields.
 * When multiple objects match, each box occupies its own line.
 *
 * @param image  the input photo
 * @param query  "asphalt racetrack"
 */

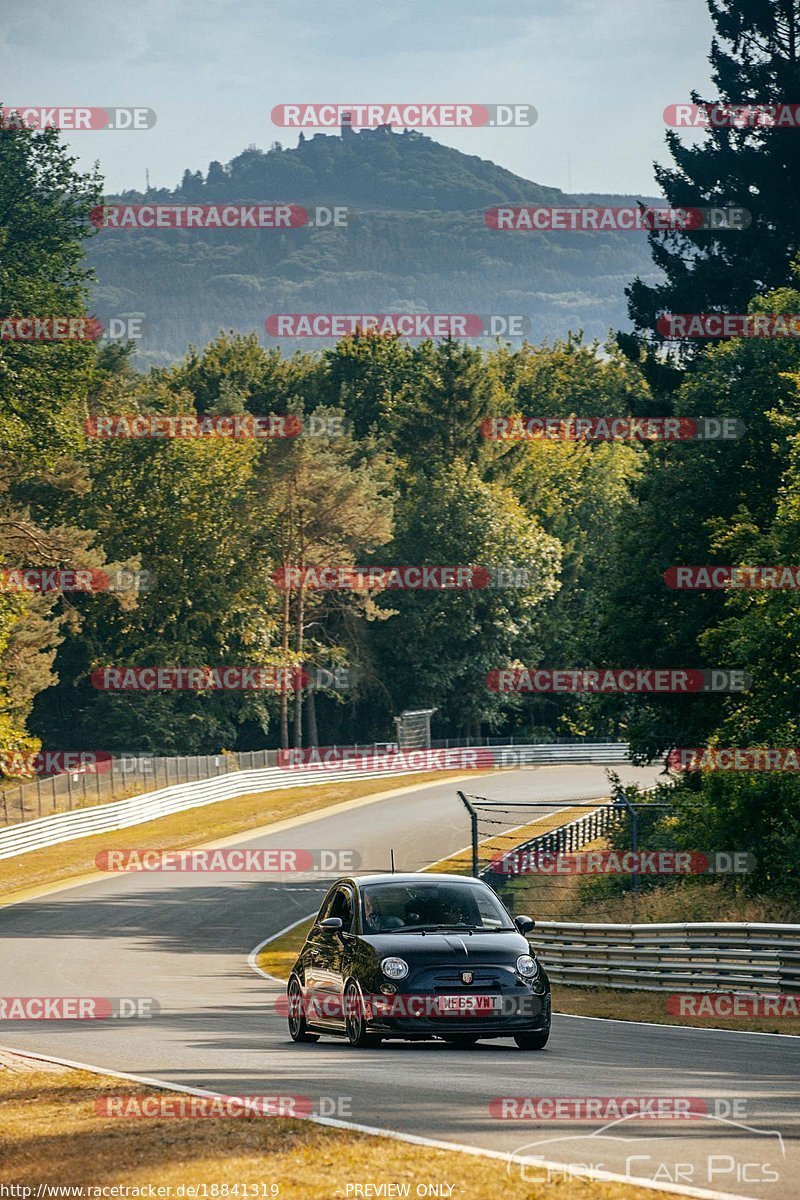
xmin=1 ymin=764 xmax=797 ymax=1200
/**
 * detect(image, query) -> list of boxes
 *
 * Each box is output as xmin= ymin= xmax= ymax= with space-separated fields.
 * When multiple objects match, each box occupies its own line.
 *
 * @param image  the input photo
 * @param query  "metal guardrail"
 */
xmin=473 ymin=795 xmax=800 ymax=996
xmin=0 ymin=760 xmax=425 ymax=862
xmin=0 ymin=741 xmax=630 ymax=826
xmin=0 ymin=743 xmax=631 ymax=861
xmin=486 ymin=743 xmax=629 ymax=766
xmin=534 ymin=921 xmax=800 ymax=993
xmin=0 ymin=751 xmax=269 ymax=825
xmin=481 ymin=803 xmax=622 ymax=883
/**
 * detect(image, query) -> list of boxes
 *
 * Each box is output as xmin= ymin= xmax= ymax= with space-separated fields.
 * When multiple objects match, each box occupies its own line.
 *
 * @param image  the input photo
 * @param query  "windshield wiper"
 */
xmin=398 ymin=923 xmax=481 ymax=933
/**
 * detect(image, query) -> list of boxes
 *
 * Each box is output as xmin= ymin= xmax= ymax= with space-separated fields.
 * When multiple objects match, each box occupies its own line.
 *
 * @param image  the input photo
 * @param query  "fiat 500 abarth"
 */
xmin=286 ymin=873 xmax=551 ymax=1049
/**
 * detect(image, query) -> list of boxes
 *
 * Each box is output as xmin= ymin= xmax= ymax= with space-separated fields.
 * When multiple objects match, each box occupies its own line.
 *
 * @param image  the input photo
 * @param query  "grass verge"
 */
xmin=0 ymin=770 xmax=473 ymax=901
xmin=0 ymin=1051 xmax=688 ymax=1200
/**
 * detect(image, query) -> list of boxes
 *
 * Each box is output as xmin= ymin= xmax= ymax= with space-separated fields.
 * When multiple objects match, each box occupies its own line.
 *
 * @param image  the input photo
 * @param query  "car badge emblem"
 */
xmin=461 ymin=971 xmax=474 ymax=985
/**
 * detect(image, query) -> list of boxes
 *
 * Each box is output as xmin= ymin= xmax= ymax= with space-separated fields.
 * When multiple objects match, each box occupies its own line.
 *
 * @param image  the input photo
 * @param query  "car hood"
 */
xmin=359 ymin=930 xmax=532 ymax=961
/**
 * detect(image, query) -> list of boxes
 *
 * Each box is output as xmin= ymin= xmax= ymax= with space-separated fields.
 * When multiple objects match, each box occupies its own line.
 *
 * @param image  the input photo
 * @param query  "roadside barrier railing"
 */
xmin=533 ymin=921 xmax=800 ymax=993
xmin=0 ymin=743 xmax=631 ymax=860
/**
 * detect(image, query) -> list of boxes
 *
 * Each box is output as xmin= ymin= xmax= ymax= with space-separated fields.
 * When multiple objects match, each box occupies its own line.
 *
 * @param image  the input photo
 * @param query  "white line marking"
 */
xmin=553 ymin=1011 xmax=800 ymax=1039
xmin=0 ymin=1039 xmax=760 ymax=1200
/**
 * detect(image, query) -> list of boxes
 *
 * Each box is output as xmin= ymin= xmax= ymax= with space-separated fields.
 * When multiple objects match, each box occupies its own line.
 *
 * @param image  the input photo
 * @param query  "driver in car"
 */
xmin=363 ymin=892 xmax=403 ymax=932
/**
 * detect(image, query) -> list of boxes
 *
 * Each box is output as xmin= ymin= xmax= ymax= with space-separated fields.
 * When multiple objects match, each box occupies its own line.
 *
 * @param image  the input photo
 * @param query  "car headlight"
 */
xmin=516 ymin=954 xmax=538 ymax=978
xmin=381 ymin=956 xmax=409 ymax=980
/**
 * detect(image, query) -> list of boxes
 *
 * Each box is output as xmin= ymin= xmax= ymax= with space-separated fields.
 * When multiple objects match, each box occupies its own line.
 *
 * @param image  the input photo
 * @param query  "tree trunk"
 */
xmin=293 ymin=509 xmax=305 ymax=750
xmin=293 ymin=588 xmax=304 ymax=749
xmin=305 ymin=688 xmax=318 ymax=747
xmin=280 ymin=584 xmax=290 ymax=749
xmin=279 ymin=498 xmax=293 ymax=751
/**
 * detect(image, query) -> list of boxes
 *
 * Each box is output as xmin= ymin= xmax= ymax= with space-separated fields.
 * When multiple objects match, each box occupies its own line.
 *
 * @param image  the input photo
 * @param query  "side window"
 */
xmin=315 ymin=886 xmax=339 ymax=926
xmin=329 ymin=887 xmax=354 ymax=931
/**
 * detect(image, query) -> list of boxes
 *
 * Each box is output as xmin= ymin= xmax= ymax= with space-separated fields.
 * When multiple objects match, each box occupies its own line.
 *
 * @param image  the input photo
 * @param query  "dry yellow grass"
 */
xmin=0 ymin=1054 xmax=689 ymax=1200
xmin=0 ymin=770 xmax=473 ymax=900
xmin=433 ymin=804 xmax=589 ymax=874
xmin=550 ymin=984 xmax=800 ymax=1035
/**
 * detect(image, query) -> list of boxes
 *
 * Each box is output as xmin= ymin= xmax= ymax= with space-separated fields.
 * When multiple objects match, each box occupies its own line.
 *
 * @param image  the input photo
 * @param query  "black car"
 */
xmin=286 ymin=872 xmax=551 ymax=1049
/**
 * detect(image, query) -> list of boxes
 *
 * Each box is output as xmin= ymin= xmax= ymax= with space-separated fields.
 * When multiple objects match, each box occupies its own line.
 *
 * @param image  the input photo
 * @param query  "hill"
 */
xmin=87 ymin=128 xmax=662 ymax=363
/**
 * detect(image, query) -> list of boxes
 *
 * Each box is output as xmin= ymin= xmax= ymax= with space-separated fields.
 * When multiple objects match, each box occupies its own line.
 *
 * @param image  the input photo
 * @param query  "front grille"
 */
xmin=430 ymin=971 xmax=506 ymax=991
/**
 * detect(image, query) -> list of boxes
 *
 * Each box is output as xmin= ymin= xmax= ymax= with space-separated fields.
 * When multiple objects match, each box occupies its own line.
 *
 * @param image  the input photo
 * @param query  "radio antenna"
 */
xmin=390 ymin=848 xmax=395 ymax=874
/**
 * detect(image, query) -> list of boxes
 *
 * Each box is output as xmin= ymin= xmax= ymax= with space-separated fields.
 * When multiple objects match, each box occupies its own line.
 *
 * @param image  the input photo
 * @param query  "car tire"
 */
xmin=514 ymin=1030 xmax=550 ymax=1050
xmin=287 ymin=976 xmax=319 ymax=1043
xmin=442 ymin=1034 xmax=480 ymax=1046
xmin=344 ymin=981 xmax=382 ymax=1048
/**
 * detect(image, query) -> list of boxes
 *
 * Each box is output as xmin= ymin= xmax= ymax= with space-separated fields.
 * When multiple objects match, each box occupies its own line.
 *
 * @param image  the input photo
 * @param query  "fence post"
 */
xmin=457 ymin=791 xmax=479 ymax=878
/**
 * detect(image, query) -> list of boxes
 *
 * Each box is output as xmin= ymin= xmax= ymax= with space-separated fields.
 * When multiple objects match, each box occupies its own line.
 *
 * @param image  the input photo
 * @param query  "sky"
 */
xmin=1 ymin=0 xmax=715 ymax=196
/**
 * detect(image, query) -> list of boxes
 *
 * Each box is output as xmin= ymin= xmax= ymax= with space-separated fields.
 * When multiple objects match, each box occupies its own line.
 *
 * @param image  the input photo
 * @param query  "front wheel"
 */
xmin=287 ymin=977 xmax=319 ymax=1043
xmin=514 ymin=1030 xmax=549 ymax=1050
xmin=344 ymin=981 xmax=382 ymax=1048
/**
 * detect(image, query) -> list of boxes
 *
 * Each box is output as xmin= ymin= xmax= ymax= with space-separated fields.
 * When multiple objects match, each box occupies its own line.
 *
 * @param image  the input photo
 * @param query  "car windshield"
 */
xmin=359 ymin=880 xmax=515 ymax=933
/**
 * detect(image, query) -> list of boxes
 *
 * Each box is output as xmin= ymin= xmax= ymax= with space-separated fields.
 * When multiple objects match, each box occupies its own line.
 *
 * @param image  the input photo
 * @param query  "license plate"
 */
xmin=435 ymin=994 xmax=501 ymax=1016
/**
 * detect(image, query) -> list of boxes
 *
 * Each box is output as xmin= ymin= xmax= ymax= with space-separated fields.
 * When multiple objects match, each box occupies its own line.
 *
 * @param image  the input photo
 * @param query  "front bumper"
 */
xmin=362 ymin=989 xmax=551 ymax=1037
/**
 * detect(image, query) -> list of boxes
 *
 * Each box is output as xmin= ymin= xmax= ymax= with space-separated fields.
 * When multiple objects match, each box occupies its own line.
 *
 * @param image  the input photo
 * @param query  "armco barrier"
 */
xmin=0 ymin=740 xmax=630 ymax=825
xmin=0 ymin=743 xmax=630 ymax=861
xmin=481 ymin=802 xmax=622 ymax=883
xmin=534 ymin=921 xmax=800 ymax=993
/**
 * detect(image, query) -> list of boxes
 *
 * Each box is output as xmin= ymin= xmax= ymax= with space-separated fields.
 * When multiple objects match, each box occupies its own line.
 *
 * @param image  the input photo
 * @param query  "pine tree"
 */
xmin=626 ymin=0 xmax=800 ymax=351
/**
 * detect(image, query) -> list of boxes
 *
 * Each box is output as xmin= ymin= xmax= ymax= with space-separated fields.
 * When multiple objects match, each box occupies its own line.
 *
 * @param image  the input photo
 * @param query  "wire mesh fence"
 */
xmin=457 ymin=790 xmax=679 ymax=923
xmin=0 ymin=750 xmax=278 ymax=826
xmin=0 ymin=740 xmax=630 ymax=827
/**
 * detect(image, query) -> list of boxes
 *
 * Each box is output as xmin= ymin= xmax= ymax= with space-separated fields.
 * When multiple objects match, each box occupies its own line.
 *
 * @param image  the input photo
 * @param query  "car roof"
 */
xmin=350 ymin=872 xmax=488 ymax=886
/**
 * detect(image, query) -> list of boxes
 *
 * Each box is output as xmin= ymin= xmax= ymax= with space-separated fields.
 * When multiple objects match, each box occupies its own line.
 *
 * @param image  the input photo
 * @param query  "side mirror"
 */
xmin=320 ymin=916 xmax=343 ymax=931
xmin=515 ymin=915 xmax=535 ymax=933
